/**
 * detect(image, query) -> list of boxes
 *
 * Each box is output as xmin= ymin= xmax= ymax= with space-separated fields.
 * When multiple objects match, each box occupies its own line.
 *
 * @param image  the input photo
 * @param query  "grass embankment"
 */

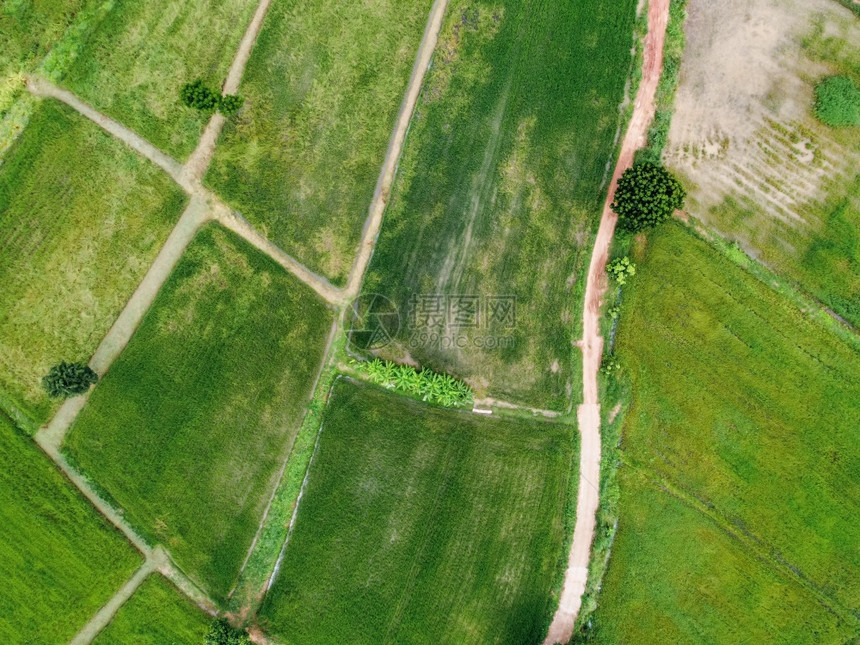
xmin=585 ymin=222 xmax=860 ymax=642
xmin=0 ymin=413 xmax=141 ymax=644
xmin=62 ymin=0 xmax=258 ymax=159
xmin=0 ymin=100 xmax=186 ymax=432
xmin=92 ymin=574 xmax=211 ymax=644
xmin=360 ymin=0 xmax=637 ymax=409
xmin=260 ymin=378 xmax=576 ymax=644
xmin=65 ymin=224 xmax=333 ymax=603
xmin=207 ymin=0 xmax=432 ymax=284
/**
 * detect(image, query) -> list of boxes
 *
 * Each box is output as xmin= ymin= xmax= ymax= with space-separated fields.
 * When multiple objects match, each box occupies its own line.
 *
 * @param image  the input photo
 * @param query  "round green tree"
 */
xmin=814 ymin=76 xmax=860 ymax=127
xmin=611 ymin=162 xmax=685 ymax=233
xmin=179 ymin=80 xmax=219 ymax=112
xmin=205 ymin=618 xmax=251 ymax=645
xmin=42 ymin=361 xmax=98 ymax=398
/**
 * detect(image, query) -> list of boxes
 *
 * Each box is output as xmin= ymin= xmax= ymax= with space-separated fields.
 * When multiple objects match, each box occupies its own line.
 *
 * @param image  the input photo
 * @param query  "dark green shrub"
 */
xmin=204 ymin=618 xmax=251 ymax=645
xmin=180 ymin=80 xmax=219 ymax=112
xmin=42 ymin=361 xmax=98 ymax=398
xmin=814 ymin=76 xmax=860 ymax=127
xmin=219 ymin=94 xmax=244 ymax=116
xmin=611 ymin=162 xmax=685 ymax=233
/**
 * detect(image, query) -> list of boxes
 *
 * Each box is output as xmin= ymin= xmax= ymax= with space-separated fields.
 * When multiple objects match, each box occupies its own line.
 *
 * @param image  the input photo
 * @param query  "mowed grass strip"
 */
xmin=92 ymin=574 xmax=211 ymax=644
xmin=206 ymin=0 xmax=433 ymax=284
xmin=594 ymin=222 xmax=860 ymax=637
xmin=0 ymin=100 xmax=186 ymax=432
xmin=62 ymin=0 xmax=259 ymax=159
xmin=362 ymin=0 xmax=637 ymax=409
xmin=260 ymin=378 xmax=576 ymax=645
xmin=588 ymin=468 xmax=853 ymax=644
xmin=0 ymin=413 xmax=142 ymax=644
xmin=65 ymin=224 xmax=333 ymax=602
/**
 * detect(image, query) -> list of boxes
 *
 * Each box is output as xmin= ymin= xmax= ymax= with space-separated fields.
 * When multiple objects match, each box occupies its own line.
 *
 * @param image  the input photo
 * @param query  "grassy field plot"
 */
xmin=206 ymin=0 xmax=433 ymax=284
xmin=65 ymin=224 xmax=333 ymax=602
xmin=588 ymin=222 xmax=860 ymax=641
xmin=0 ymin=413 xmax=141 ymax=644
xmin=588 ymin=468 xmax=854 ymax=643
xmin=62 ymin=0 xmax=259 ymax=159
xmin=360 ymin=0 xmax=637 ymax=409
xmin=0 ymin=100 xmax=186 ymax=432
xmin=665 ymin=0 xmax=860 ymax=325
xmin=93 ymin=574 xmax=210 ymax=644
xmin=260 ymin=378 xmax=575 ymax=645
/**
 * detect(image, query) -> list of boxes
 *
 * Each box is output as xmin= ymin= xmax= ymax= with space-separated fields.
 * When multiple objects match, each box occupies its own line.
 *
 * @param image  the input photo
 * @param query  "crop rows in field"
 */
xmin=0 ymin=100 xmax=186 ymax=431
xmin=64 ymin=225 xmax=333 ymax=602
xmin=260 ymin=378 xmax=576 ymax=645
xmin=92 ymin=574 xmax=211 ymax=644
xmin=207 ymin=0 xmax=433 ymax=284
xmin=359 ymin=0 xmax=637 ymax=410
xmin=61 ymin=0 xmax=259 ymax=159
xmin=0 ymin=412 xmax=141 ymax=644
xmin=589 ymin=223 xmax=860 ymax=642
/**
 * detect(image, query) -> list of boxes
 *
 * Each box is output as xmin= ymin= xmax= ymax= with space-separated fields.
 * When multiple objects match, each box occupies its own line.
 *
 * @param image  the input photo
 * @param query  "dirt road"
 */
xmin=344 ymin=0 xmax=451 ymax=299
xmin=543 ymin=0 xmax=670 ymax=642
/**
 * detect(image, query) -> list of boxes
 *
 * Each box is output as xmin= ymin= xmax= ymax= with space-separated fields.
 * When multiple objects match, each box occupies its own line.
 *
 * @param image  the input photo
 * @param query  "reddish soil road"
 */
xmin=543 ymin=0 xmax=670 ymax=642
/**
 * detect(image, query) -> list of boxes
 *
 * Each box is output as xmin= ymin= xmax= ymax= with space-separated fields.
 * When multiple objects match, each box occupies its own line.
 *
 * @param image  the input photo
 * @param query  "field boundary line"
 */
xmin=214 ymin=208 xmax=345 ymax=305
xmin=25 ymin=77 xmax=192 ymax=192
xmin=343 ymin=0 xmax=451 ymax=299
xmin=626 ymin=458 xmax=859 ymax=628
xmin=33 ymin=435 xmax=151 ymax=555
xmin=543 ymin=0 xmax=671 ymax=642
xmin=36 ymin=195 xmax=213 ymax=449
xmin=182 ymin=0 xmax=274 ymax=185
xmin=227 ymin=321 xmax=339 ymax=604
xmin=68 ymin=557 xmax=157 ymax=645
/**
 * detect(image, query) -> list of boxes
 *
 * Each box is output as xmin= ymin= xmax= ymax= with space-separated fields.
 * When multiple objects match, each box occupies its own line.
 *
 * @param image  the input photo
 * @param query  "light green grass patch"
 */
xmin=588 ymin=222 xmax=860 ymax=641
xmin=62 ymin=0 xmax=259 ymax=159
xmin=360 ymin=0 xmax=637 ymax=409
xmin=0 ymin=412 xmax=142 ymax=644
xmin=260 ymin=378 xmax=576 ymax=644
xmin=65 ymin=224 xmax=333 ymax=603
xmin=588 ymin=468 xmax=853 ymax=644
xmin=93 ymin=574 xmax=210 ymax=644
xmin=206 ymin=0 xmax=433 ymax=284
xmin=0 ymin=100 xmax=186 ymax=432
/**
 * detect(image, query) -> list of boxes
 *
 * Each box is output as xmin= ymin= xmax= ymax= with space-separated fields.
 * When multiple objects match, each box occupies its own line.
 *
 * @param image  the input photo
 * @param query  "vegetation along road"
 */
xmin=544 ymin=0 xmax=671 ymax=642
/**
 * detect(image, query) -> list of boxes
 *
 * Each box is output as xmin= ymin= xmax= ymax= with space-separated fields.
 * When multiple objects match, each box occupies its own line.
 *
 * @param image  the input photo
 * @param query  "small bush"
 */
xmin=205 ymin=618 xmax=251 ymax=645
xmin=814 ymin=76 xmax=860 ymax=127
xmin=42 ymin=361 xmax=98 ymax=398
xmin=600 ymin=357 xmax=621 ymax=376
xmin=607 ymin=256 xmax=636 ymax=285
xmin=219 ymin=94 xmax=244 ymax=116
xmin=180 ymin=80 xmax=219 ymax=112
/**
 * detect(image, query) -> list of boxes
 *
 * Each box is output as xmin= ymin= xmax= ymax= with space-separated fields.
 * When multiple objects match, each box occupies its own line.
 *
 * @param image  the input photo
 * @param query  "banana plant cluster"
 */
xmin=352 ymin=358 xmax=473 ymax=408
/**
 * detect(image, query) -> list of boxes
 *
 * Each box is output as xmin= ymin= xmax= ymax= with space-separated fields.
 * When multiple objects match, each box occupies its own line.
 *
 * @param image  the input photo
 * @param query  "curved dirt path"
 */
xmin=543 ymin=0 xmax=670 ymax=642
xmin=344 ymin=0 xmax=451 ymax=299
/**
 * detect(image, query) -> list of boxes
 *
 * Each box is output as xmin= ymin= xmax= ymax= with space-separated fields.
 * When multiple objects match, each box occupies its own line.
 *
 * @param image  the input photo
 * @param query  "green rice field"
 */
xmin=64 ymin=224 xmax=333 ymax=602
xmin=260 ymin=378 xmax=576 ymax=644
xmin=360 ymin=0 xmax=637 ymax=409
xmin=0 ymin=100 xmax=186 ymax=432
xmin=206 ymin=0 xmax=433 ymax=284
xmin=587 ymin=222 xmax=860 ymax=642
xmin=0 ymin=412 xmax=141 ymax=644
xmin=62 ymin=0 xmax=259 ymax=159
xmin=92 ymin=574 xmax=211 ymax=644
